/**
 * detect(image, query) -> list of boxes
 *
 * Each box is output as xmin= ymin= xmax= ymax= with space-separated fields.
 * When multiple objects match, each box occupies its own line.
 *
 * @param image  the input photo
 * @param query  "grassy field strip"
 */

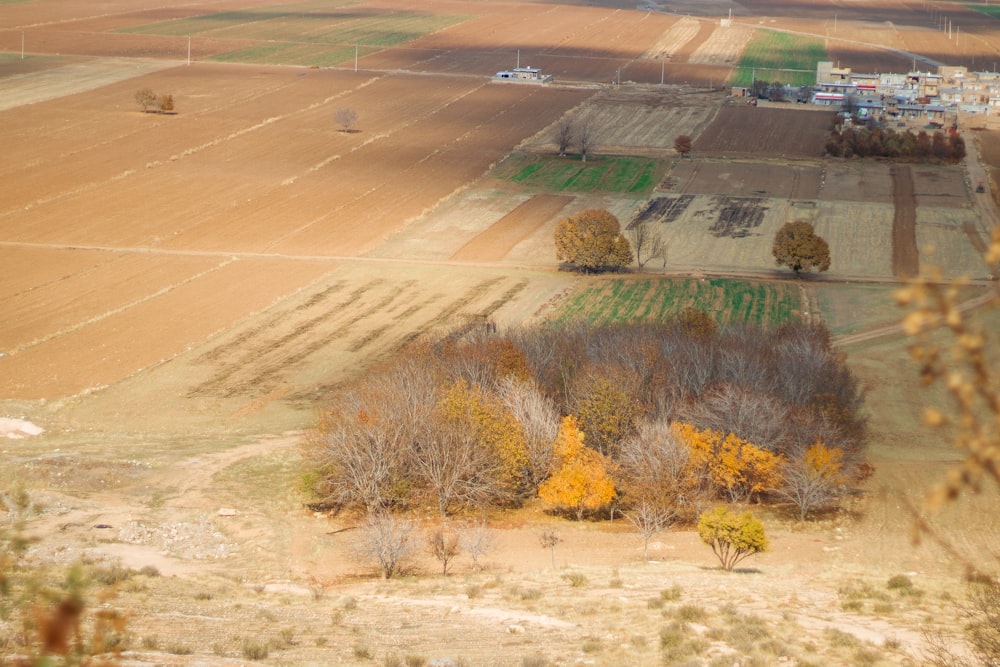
xmin=499 ymin=154 xmax=668 ymax=195
xmin=728 ymin=29 xmax=826 ymax=87
xmin=553 ymin=277 xmax=801 ymax=326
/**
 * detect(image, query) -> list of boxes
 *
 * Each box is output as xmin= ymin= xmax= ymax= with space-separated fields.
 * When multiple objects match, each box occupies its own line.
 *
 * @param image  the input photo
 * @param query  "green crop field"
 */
xmin=117 ymin=2 xmax=469 ymax=66
xmin=552 ymin=277 xmax=802 ymax=327
xmin=496 ymin=154 xmax=667 ymax=195
xmin=729 ymin=29 xmax=826 ymax=87
xmin=970 ymin=4 xmax=1000 ymax=19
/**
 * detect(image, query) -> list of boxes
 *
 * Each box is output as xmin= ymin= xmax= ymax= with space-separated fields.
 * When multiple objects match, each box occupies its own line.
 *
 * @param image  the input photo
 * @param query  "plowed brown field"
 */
xmin=0 ymin=58 xmax=590 ymax=399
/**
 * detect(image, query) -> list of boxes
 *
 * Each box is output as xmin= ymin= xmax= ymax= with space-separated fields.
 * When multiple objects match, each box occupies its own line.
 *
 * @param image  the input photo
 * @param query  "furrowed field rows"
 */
xmin=188 ymin=271 xmax=529 ymax=399
xmin=552 ymin=277 xmax=801 ymax=326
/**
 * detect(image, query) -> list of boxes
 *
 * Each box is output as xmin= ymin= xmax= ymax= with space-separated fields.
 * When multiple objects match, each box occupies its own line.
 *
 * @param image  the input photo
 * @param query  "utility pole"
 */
xmin=660 ymin=58 xmax=664 ymax=85
xmin=355 ymin=43 xmax=358 ymax=72
xmin=187 ymin=35 xmax=191 ymax=65
xmin=21 ymin=31 xmax=24 ymax=60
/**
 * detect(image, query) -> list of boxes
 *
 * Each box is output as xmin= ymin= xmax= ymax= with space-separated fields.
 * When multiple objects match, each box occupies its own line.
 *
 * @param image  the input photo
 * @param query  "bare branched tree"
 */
xmin=355 ymin=513 xmax=416 ymax=579
xmin=496 ymin=377 xmax=559 ymax=488
xmin=618 ymin=418 xmax=712 ymax=524
xmin=625 ymin=499 xmax=674 ymax=559
xmin=556 ymin=119 xmax=574 ymax=156
xmin=539 ymin=531 xmax=562 ymax=569
xmin=428 ymin=526 xmax=461 ymax=576
xmin=626 ymin=219 xmax=667 ymax=270
xmin=458 ymin=518 xmax=496 ymax=571
xmin=134 ymin=88 xmax=157 ymax=113
xmin=334 ymin=107 xmax=359 ymax=132
xmin=578 ymin=123 xmax=594 ymax=163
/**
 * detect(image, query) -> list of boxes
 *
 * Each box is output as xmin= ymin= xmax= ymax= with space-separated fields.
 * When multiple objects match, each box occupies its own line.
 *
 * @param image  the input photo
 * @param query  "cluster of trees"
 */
xmin=134 ymin=88 xmax=175 ymax=114
xmin=825 ymin=126 xmax=966 ymax=162
xmin=306 ymin=317 xmax=867 ymax=526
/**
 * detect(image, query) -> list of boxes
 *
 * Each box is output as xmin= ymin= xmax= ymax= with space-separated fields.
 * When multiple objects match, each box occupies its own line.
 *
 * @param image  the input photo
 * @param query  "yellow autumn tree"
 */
xmin=538 ymin=416 xmax=616 ymax=520
xmin=672 ymin=422 xmax=783 ymax=503
xmin=438 ymin=381 xmax=530 ymax=499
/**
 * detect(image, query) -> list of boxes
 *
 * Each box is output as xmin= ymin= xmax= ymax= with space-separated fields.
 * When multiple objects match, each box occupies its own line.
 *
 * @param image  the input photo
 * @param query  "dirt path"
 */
xmin=890 ymin=164 xmax=919 ymax=279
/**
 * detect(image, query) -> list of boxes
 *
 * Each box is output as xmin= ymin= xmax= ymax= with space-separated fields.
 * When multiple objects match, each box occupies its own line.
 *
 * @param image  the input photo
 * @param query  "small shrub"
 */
xmin=887 ymin=574 xmax=913 ymax=591
xmin=212 ymin=642 xmax=227 ymax=656
xmin=562 ymin=572 xmax=588 ymax=588
xmin=824 ymin=628 xmax=859 ymax=648
xmin=141 ymin=635 xmax=159 ymax=650
xmin=519 ymin=588 xmax=543 ymax=601
xmin=873 ymin=601 xmax=895 ymax=615
xmin=166 ymin=641 xmax=193 ymax=655
xmin=354 ymin=643 xmax=373 ymax=659
xmin=383 ymin=655 xmax=403 ymax=667
xmin=674 ymin=604 xmax=707 ymax=622
xmin=521 ymin=655 xmax=549 ymax=667
xmin=853 ymin=646 xmax=882 ymax=666
xmin=405 ymin=656 xmax=428 ymax=667
xmin=92 ymin=564 xmax=133 ymax=585
xmin=581 ymin=636 xmax=603 ymax=654
xmin=647 ymin=597 xmax=665 ymax=609
xmin=139 ymin=565 xmax=160 ymax=577
xmin=278 ymin=627 xmax=296 ymax=647
xmin=661 ymin=584 xmax=683 ymax=601
xmin=316 ymin=636 xmax=328 ymax=647
xmin=343 ymin=596 xmax=358 ymax=610
xmin=629 ymin=634 xmax=648 ymax=648
xmin=242 ymin=639 xmax=269 ymax=660
xmin=841 ymin=599 xmax=864 ymax=612
xmin=659 ymin=621 xmax=686 ymax=650
xmin=465 ymin=584 xmax=482 ymax=599
xmin=726 ymin=613 xmax=770 ymax=651
xmin=194 ymin=590 xmax=213 ymax=600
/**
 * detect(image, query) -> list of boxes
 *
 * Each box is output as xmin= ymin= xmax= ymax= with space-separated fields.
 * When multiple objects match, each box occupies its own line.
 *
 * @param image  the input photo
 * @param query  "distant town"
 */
xmin=740 ymin=61 xmax=1000 ymax=129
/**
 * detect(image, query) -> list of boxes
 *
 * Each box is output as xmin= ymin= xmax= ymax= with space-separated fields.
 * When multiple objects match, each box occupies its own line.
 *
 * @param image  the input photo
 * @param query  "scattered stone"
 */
xmin=217 ymin=508 xmax=238 ymax=517
xmin=507 ymin=624 xmax=525 ymax=634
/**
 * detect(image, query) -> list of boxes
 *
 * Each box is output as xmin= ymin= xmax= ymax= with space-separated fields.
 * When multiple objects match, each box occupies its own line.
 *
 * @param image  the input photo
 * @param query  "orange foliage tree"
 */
xmin=553 ymin=209 xmax=633 ymax=273
xmin=673 ymin=422 xmax=783 ymax=503
xmin=538 ymin=416 xmax=616 ymax=520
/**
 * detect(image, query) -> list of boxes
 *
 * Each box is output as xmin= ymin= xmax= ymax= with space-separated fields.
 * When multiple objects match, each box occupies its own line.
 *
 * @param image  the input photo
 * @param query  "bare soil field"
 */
xmin=694 ymin=103 xmax=833 ymax=158
xmin=3 ymin=0 xmax=1000 ymax=664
